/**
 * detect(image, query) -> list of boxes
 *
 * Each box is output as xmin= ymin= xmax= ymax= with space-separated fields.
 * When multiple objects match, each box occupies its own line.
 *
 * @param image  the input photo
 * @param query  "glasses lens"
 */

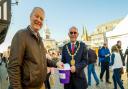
xmin=70 ymin=32 xmax=73 ymax=34
xmin=74 ymin=32 xmax=77 ymax=34
xmin=70 ymin=32 xmax=77 ymax=35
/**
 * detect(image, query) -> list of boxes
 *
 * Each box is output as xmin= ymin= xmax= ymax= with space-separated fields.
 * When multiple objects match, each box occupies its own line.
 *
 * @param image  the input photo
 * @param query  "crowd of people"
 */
xmin=0 ymin=7 xmax=128 ymax=89
xmin=98 ymin=40 xmax=128 ymax=89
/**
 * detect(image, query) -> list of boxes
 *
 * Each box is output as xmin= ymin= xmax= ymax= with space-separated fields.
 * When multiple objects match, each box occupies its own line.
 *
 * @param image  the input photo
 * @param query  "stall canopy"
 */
xmin=106 ymin=15 xmax=128 ymax=52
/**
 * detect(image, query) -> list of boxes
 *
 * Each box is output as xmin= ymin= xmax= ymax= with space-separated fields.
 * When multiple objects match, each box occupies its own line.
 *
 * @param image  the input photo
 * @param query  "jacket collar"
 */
xmin=27 ymin=26 xmax=42 ymax=42
xmin=68 ymin=41 xmax=79 ymax=53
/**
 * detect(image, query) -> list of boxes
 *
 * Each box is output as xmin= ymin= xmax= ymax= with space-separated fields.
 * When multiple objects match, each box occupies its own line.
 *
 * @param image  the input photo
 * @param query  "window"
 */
xmin=0 ymin=0 xmax=9 ymax=20
xmin=3 ymin=2 xmax=7 ymax=20
xmin=0 ymin=6 xmax=1 ymax=19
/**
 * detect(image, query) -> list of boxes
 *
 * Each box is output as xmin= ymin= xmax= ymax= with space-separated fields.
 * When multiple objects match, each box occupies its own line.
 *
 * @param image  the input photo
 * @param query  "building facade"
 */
xmin=42 ymin=24 xmax=58 ymax=51
xmin=90 ymin=19 xmax=122 ymax=48
xmin=0 ymin=0 xmax=11 ymax=44
xmin=81 ymin=26 xmax=91 ymax=46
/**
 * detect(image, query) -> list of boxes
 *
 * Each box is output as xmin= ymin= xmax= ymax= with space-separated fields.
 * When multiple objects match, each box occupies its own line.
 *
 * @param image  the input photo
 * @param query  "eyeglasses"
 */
xmin=70 ymin=32 xmax=77 ymax=35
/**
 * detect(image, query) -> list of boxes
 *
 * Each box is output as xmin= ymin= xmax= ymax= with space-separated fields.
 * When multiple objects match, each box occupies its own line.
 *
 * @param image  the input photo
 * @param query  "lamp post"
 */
xmin=11 ymin=0 xmax=19 ymax=5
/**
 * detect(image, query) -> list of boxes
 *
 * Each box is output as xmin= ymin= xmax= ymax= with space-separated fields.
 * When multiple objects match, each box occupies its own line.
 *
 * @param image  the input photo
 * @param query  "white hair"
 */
xmin=30 ymin=7 xmax=45 ymax=18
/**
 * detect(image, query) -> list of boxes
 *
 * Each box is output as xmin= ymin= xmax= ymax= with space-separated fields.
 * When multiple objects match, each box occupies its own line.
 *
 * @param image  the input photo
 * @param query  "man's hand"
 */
xmin=71 ymin=66 xmax=76 ymax=73
xmin=56 ymin=61 xmax=64 ymax=69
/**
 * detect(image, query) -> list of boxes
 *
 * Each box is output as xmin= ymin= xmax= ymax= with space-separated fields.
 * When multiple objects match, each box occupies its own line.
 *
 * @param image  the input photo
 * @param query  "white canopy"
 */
xmin=106 ymin=15 xmax=128 ymax=53
xmin=106 ymin=15 xmax=128 ymax=37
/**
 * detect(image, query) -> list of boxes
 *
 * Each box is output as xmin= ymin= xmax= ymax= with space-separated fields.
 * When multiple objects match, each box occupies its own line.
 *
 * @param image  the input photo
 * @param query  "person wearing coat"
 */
xmin=116 ymin=40 xmax=125 ymax=81
xmin=87 ymin=48 xmax=99 ymax=86
xmin=110 ymin=45 xmax=124 ymax=89
xmin=124 ymin=47 xmax=128 ymax=78
xmin=99 ymin=43 xmax=111 ymax=84
xmin=62 ymin=26 xmax=88 ymax=89
xmin=7 ymin=7 xmax=63 ymax=89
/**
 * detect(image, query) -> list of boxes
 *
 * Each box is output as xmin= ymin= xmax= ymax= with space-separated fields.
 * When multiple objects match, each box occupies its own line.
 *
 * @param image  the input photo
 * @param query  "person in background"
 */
xmin=98 ymin=46 xmax=102 ymax=66
xmin=87 ymin=47 xmax=99 ymax=86
xmin=44 ymin=50 xmax=52 ymax=89
xmin=116 ymin=40 xmax=125 ymax=81
xmin=124 ymin=46 xmax=128 ymax=78
xmin=0 ymin=53 xmax=3 ymax=65
xmin=110 ymin=45 xmax=124 ymax=89
xmin=99 ymin=43 xmax=111 ymax=84
xmin=116 ymin=40 xmax=125 ymax=66
xmin=62 ymin=26 xmax=88 ymax=89
xmin=7 ymin=7 xmax=63 ymax=89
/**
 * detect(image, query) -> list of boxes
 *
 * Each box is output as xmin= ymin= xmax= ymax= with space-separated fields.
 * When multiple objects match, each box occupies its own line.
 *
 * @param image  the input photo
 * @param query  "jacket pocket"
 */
xmin=29 ymin=67 xmax=43 ymax=87
xmin=22 ymin=63 xmax=31 ymax=86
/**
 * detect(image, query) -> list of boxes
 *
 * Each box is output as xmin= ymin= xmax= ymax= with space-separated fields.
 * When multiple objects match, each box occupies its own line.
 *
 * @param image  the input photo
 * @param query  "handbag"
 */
xmin=119 ymin=67 xmax=124 ymax=74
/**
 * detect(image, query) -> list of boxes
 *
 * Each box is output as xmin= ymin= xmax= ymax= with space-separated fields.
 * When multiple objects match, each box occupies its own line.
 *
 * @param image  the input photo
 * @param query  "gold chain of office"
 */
xmin=66 ymin=42 xmax=80 ymax=66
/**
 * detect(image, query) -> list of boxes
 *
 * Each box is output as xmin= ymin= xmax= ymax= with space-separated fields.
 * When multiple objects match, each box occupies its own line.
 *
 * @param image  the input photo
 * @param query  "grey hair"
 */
xmin=69 ymin=26 xmax=78 ymax=32
xmin=30 ymin=7 xmax=45 ymax=18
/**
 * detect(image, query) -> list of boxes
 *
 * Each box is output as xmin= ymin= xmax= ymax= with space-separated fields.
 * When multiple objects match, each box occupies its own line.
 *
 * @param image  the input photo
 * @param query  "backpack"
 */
xmin=87 ymin=48 xmax=97 ymax=64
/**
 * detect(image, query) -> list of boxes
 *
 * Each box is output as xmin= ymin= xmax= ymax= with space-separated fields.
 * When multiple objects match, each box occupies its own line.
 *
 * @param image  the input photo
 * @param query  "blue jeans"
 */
xmin=113 ymin=68 xmax=124 ymax=89
xmin=88 ymin=64 xmax=99 ymax=85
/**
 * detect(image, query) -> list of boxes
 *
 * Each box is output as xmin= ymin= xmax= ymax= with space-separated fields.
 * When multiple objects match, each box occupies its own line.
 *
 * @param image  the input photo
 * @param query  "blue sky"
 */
xmin=0 ymin=0 xmax=128 ymax=52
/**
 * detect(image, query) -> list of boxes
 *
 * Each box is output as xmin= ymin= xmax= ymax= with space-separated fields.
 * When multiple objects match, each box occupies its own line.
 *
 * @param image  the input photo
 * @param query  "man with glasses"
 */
xmin=62 ymin=26 xmax=88 ymax=89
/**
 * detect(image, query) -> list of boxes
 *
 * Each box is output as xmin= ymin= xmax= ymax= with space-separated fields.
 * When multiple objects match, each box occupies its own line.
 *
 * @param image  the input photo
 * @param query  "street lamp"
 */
xmin=11 ymin=0 xmax=19 ymax=5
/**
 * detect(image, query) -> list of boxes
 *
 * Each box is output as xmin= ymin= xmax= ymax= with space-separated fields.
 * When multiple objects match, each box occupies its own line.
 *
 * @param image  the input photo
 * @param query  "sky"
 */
xmin=0 ymin=0 xmax=128 ymax=52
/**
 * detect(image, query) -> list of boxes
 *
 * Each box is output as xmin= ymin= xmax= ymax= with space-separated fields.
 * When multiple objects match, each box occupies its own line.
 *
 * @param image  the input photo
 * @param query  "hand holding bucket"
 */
xmin=58 ymin=63 xmax=71 ymax=84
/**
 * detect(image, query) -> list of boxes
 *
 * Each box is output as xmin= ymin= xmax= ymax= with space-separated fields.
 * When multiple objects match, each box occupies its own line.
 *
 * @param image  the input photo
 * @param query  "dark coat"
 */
xmin=88 ymin=48 xmax=97 ymax=64
xmin=62 ymin=41 xmax=88 ymax=89
xmin=124 ymin=48 xmax=128 ymax=72
xmin=8 ymin=26 xmax=56 ymax=89
xmin=116 ymin=44 xmax=125 ymax=66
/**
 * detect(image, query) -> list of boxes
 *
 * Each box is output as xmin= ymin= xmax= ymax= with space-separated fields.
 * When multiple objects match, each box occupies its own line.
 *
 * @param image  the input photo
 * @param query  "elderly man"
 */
xmin=62 ymin=26 xmax=88 ymax=89
xmin=8 ymin=7 xmax=63 ymax=89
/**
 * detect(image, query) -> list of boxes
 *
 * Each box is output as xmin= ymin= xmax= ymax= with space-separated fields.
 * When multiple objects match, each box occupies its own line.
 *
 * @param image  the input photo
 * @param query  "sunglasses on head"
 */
xmin=70 ymin=32 xmax=77 ymax=35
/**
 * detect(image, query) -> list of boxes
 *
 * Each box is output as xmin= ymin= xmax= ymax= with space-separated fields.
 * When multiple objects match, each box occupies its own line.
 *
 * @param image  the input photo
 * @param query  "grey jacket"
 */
xmin=8 ymin=26 xmax=57 ymax=89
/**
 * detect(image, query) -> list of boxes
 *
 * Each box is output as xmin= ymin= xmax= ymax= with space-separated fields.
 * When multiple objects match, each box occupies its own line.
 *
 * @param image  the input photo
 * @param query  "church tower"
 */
xmin=81 ymin=26 xmax=88 ymax=41
xmin=44 ymin=23 xmax=51 ymax=39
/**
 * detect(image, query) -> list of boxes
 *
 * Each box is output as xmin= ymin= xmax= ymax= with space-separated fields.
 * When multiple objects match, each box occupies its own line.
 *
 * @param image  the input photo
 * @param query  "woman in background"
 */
xmin=110 ymin=45 xmax=124 ymax=89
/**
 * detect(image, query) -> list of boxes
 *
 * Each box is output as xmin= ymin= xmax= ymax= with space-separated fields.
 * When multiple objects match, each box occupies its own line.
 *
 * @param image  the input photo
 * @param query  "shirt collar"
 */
xmin=71 ymin=41 xmax=76 ymax=45
xmin=29 ymin=25 xmax=39 ymax=37
xmin=70 ymin=41 xmax=77 ymax=49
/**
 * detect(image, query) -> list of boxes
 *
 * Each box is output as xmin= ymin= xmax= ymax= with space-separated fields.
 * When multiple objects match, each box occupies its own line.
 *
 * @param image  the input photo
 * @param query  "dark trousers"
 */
xmin=64 ymin=74 xmax=87 ymax=89
xmin=100 ymin=61 xmax=110 ymax=82
xmin=44 ymin=73 xmax=51 ymax=89
xmin=126 ymin=63 xmax=128 ymax=78
xmin=8 ymin=85 xmax=13 ymax=89
xmin=113 ymin=68 xmax=124 ymax=89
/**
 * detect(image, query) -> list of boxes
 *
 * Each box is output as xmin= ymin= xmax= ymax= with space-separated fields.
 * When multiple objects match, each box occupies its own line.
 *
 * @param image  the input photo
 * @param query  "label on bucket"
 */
xmin=59 ymin=73 xmax=66 ymax=79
